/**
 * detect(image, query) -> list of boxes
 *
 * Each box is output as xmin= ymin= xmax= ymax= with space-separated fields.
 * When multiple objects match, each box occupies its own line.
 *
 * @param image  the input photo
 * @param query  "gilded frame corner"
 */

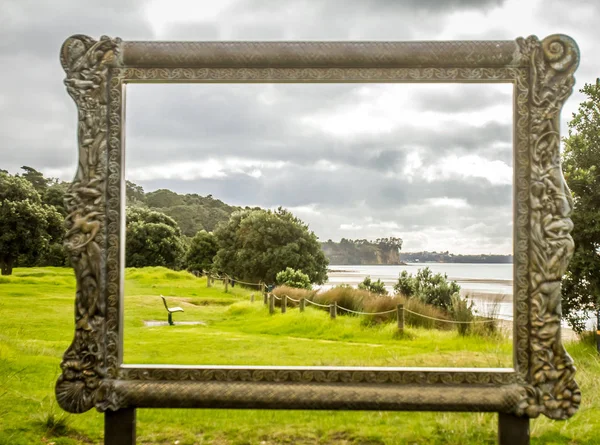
xmin=56 ymin=34 xmax=580 ymax=420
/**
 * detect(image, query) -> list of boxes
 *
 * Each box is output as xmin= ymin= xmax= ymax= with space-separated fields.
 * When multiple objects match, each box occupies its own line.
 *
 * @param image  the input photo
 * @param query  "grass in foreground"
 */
xmin=0 ymin=267 xmax=598 ymax=444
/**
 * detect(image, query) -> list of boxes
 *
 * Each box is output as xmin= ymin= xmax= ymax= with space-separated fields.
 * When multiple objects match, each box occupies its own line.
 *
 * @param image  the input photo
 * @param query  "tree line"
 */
xmin=399 ymin=251 xmax=513 ymax=264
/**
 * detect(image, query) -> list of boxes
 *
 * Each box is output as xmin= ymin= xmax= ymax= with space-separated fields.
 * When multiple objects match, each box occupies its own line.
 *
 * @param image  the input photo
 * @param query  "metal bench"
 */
xmin=160 ymin=295 xmax=184 ymax=325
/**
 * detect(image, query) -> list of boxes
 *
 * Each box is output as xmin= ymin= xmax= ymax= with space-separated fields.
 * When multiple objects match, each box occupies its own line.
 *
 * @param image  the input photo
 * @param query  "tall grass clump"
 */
xmin=311 ymin=285 xmax=372 ymax=313
xmin=449 ymin=293 xmax=474 ymax=336
xmin=470 ymin=296 xmax=503 ymax=338
xmin=272 ymin=285 xmax=315 ymax=307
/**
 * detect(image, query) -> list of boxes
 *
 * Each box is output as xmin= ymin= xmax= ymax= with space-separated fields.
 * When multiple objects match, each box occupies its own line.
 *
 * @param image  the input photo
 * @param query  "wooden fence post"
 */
xmin=330 ymin=302 xmax=337 ymax=319
xmin=207 ymin=274 xmax=212 ymax=288
xmin=250 ymin=293 xmax=255 ymax=303
xmin=269 ymin=293 xmax=275 ymax=315
xmin=397 ymin=304 xmax=404 ymax=331
xmin=282 ymin=295 xmax=287 ymax=313
xmin=300 ymin=298 xmax=305 ymax=312
xmin=224 ymin=276 xmax=229 ymax=293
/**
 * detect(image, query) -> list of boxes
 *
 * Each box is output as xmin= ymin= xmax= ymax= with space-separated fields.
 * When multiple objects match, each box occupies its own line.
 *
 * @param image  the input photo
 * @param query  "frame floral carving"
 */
xmin=56 ymin=34 xmax=580 ymax=420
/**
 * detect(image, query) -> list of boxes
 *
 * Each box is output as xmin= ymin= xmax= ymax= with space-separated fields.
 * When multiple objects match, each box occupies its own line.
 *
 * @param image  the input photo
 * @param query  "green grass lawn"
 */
xmin=1 ymin=266 xmax=600 ymax=444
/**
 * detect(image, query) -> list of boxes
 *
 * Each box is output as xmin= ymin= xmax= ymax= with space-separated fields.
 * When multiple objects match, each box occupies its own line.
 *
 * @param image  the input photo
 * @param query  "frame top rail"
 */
xmin=120 ymin=40 xmax=523 ymax=68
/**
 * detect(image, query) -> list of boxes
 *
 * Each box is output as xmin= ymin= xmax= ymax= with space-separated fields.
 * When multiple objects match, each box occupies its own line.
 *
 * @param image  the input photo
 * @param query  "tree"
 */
xmin=561 ymin=79 xmax=600 ymax=333
xmin=0 ymin=172 xmax=63 ymax=275
xmin=125 ymin=207 xmax=185 ymax=268
xmin=213 ymin=208 xmax=328 ymax=284
xmin=125 ymin=180 xmax=146 ymax=207
xmin=276 ymin=267 xmax=312 ymax=290
xmin=185 ymin=230 xmax=218 ymax=272
xmin=19 ymin=166 xmax=49 ymax=194
xmin=43 ymin=182 xmax=69 ymax=216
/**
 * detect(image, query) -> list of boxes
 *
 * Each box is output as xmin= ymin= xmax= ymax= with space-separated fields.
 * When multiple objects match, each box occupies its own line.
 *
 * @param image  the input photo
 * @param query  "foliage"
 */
xmin=213 ymin=208 xmax=328 ymax=284
xmin=144 ymin=188 xmax=239 ymax=236
xmin=42 ymin=182 xmax=69 ymax=216
xmin=395 ymin=270 xmax=415 ymax=297
xmin=357 ymin=275 xmax=388 ymax=295
xmin=276 ymin=267 xmax=312 ymax=290
xmin=561 ymin=79 xmax=600 ymax=333
xmin=393 ymin=267 xmax=461 ymax=311
xmin=322 ymin=237 xmax=403 ymax=265
xmin=125 ymin=180 xmax=146 ymax=207
xmin=0 ymin=172 xmax=64 ymax=275
xmin=125 ymin=207 xmax=185 ymax=269
xmin=185 ymin=230 xmax=218 ymax=272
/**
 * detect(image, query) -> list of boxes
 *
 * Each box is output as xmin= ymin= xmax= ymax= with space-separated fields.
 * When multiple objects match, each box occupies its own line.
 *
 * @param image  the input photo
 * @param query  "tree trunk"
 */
xmin=1 ymin=257 xmax=13 ymax=275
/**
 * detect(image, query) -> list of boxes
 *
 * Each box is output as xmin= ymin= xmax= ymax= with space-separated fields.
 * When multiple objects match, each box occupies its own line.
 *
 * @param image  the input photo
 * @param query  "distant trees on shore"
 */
xmin=399 ymin=251 xmax=513 ymax=264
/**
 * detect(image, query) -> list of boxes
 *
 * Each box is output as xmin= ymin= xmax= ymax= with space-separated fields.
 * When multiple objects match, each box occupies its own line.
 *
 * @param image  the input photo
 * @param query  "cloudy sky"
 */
xmin=2 ymin=0 xmax=599 ymax=254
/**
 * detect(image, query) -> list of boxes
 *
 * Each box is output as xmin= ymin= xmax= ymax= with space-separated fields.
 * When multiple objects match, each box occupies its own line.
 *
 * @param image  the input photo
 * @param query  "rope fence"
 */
xmin=265 ymin=294 xmax=507 ymax=331
xmin=192 ymin=271 xmax=505 ymax=331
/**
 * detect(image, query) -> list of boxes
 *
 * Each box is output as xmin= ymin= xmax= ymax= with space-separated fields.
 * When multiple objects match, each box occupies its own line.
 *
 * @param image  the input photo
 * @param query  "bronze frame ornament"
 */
xmin=56 ymin=34 xmax=580 ymax=420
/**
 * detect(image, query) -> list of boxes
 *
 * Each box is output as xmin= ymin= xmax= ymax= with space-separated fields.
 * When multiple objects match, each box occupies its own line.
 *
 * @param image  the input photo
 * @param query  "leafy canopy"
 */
xmin=561 ymin=79 xmax=600 ymax=332
xmin=0 ymin=172 xmax=63 ymax=275
xmin=125 ymin=207 xmax=185 ymax=269
xmin=185 ymin=230 xmax=218 ymax=272
xmin=214 ymin=207 xmax=328 ymax=285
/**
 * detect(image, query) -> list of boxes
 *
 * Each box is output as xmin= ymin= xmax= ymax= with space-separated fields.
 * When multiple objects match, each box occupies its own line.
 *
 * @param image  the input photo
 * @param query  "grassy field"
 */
xmin=1 ymin=267 xmax=600 ymax=444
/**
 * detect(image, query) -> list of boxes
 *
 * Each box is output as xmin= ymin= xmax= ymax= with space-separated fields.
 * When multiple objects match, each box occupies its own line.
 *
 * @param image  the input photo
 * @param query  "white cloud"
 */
xmin=423 ymin=154 xmax=512 ymax=186
xmin=425 ymin=197 xmax=471 ymax=209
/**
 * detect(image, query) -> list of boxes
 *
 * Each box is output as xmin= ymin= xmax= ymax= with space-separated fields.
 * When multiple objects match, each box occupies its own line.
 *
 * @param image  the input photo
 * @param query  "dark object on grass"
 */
xmin=161 ymin=295 xmax=184 ymax=326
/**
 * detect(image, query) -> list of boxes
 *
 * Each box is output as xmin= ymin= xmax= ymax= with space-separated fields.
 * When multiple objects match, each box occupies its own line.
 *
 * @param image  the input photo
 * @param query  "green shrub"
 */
xmin=276 ymin=267 xmax=312 ymax=290
xmin=358 ymin=276 xmax=388 ymax=295
xmin=394 ymin=270 xmax=415 ymax=297
xmin=394 ymin=267 xmax=460 ymax=311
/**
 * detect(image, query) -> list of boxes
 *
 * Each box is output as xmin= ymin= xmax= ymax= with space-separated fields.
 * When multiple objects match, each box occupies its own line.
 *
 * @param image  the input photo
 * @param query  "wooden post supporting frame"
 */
xmin=498 ymin=413 xmax=529 ymax=445
xmin=269 ymin=293 xmax=275 ymax=315
xmin=330 ymin=301 xmax=337 ymax=319
xmin=250 ymin=293 xmax=255 ymax=303
xmin=282 ymin=295 xmax=287 ymax=313
xmin=397 ymin=304 xmax=404 ymax=332
xmin=207 ymin=274 xmax=212 ymax=288
xmin=299 ymin=298 xmax=305 ymax=312
xmin=261 ymin=282 xmax=266 ymax=302
xmin=105 ymin=408 xmax=136 ymax=445
xmin=224 ymin=276 xmax=229 ymax=293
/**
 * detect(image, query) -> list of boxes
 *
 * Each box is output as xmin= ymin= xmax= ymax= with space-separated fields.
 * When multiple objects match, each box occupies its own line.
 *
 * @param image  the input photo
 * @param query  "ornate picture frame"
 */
xmin=56 ymin=34 xmax=580 ymax=421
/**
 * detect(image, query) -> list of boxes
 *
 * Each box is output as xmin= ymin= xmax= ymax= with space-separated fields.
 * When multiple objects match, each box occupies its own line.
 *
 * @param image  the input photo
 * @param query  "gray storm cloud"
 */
xmin=1 ymin=0 xmax=597 ymax=254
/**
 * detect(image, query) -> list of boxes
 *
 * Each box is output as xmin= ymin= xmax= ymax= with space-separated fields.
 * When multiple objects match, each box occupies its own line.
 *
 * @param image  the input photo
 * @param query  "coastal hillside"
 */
xmin=321 ymin=238 xmax=403 ymax=265
xmin=126 ymin=181 xmax=243 ymax=237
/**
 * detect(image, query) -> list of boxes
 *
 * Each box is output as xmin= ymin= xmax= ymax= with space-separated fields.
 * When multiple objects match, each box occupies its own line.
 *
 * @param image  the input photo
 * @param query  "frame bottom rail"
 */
xmin=110 ymin=381 xmax=525 ymax=412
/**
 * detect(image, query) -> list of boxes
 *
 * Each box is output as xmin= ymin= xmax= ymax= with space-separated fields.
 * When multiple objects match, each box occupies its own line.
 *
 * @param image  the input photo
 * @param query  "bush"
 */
xmin=276 ymin=267 xmax=312 ymax=290
xmin=394 ymin=267 xmax=460 ymax=311
xmin=357 ymin=276 xmax=388 ymax=295
xmin=394 ymin=270 xmax=415 ymax=297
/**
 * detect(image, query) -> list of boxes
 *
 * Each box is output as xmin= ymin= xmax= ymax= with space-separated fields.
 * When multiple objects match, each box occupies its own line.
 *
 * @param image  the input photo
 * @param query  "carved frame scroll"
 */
xmin=56 ymin=34 xmax=580 ymax=420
